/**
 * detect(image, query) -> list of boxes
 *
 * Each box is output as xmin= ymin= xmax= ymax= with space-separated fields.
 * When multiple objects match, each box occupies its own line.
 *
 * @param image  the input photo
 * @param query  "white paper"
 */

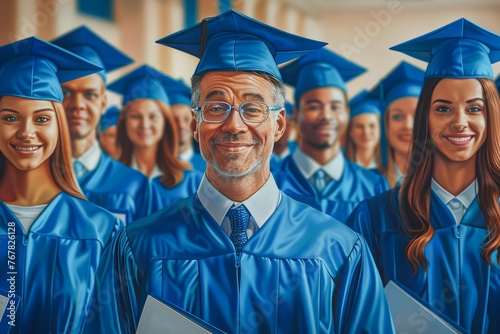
xmin=137 ymin=295 xmax=223 ymax=334
xmin=385 ymin=280 xmax=465 ymax=333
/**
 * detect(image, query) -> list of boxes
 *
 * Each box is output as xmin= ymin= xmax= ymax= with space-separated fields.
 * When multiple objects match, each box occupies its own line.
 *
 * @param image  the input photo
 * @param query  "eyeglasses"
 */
xmin=194 ymin=101 xmax=282 ymax=124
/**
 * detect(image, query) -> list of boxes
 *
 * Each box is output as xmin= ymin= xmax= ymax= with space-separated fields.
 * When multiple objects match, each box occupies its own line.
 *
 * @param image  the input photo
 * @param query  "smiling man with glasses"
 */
xmin=84 ymin=10 xmax=394 ymax=333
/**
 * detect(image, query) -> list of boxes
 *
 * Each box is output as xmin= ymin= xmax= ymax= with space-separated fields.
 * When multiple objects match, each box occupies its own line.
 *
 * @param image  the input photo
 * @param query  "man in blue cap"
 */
xmin=347 ymin=18 xmax=500 ymax=333
xmin=84 ymin=9 xmax=394 ymax=334
xmin=274 ymin=48 xmax=390 ymax=223
xmin=0 ymin=36 xmax=124 ymax=333
xmin=168 ymin=78 xmax=207 ymax=172
xmin=98 ymin=105 xmax=121 ymax=159
xmin=51 ymin=26 xmax=153 ymax=224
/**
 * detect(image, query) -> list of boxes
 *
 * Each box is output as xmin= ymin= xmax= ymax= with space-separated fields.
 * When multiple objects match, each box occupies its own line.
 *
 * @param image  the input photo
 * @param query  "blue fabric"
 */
xmin=155 ymin=9 xmax=327 ymax=80
xmin=346 ymin=188 xmax=500 ymax=333
xmin=390 ymin=18 xmax=500 ymax=80
xmin=51 ymin=25 xmax=133 ymax=81
xmin=83 ymin=194 xmax=394 ymax=333
xmin=227 ymin=205 xmax=250 ymax=253
xmin=188 ymin=152 xmax=207 ymax=172
xmin=0 ymin=37 xmax=102 ymax=102
xmin=107 ymin=64 xmax=181 ymax=105
xmin=274 ymin=156 xmax=389 ymax=223
xmin=349 ymin=89 xmax=381 ymax=119
xmin=0 ymin=193 xmax=124 ymax=333
xmin=280 ymin=48 xmax=366 ymax=103
xmin=77 ymin=153 xmax=153 ymax=223
xmin=150 ymin=169 xmax=202 ymax=212
xmin=168 ymin=79 xmax=192 ymax=106
xmin=99 ymin=105 xmax=121 ymax=132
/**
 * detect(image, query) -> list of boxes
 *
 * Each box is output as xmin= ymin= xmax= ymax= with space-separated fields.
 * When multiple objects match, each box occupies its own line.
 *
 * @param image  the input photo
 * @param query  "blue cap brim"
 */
xmin=107 ymin=64 xmax=180 ymax=105
xmin=280 ymin=48 xmax=366 ymax=102
xmin=390 ymin=18 xmax=500 ymax=79
xmin=0 ymin=36 xmax=103 ymax=102
xmin=155 ymin=9 xmax=327 ymax=80
xmin=51 ymin=25 xmax=133 ymax=75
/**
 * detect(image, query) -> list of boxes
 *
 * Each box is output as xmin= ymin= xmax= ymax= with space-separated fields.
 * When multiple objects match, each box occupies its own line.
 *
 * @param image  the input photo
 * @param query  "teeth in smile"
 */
xmin=15 ymin=146 xmax=40 ymax=151
xmin=447 ymin=136 xmax=471 ymax=142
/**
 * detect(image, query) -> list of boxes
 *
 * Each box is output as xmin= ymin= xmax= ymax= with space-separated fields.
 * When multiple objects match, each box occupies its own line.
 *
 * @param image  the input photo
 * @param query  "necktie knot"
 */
xmin=227 ymin=205 xmax=250 ymax=253
xmin=312 ymin=169 xmax=327 ymax=195
xmin=73 ymin=160 xmax=87 ymax=180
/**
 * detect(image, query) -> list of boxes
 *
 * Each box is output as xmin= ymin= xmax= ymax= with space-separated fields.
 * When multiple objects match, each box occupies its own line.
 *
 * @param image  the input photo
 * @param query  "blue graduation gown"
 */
xmin=84 ymin=194 xmax=394 ymax=333
xmin=346 ymin=188 xmax=500 ymax=333
xmin=274 ymin=156 xmax=389 ymax=223
xmin=150 ymin=170 xmax=202 ymax=212
xmin=189 ymin=152 xmax=206 ymax=172
xmin=0 ymin=193 xmax=124 ymax=333
xmin=78 ymin=153 xmax=152 ymax=223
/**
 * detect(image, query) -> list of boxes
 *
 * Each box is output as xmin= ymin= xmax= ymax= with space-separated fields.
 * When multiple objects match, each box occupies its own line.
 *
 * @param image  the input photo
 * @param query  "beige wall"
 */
xmin=318 ymin=3 xmax=500 ymax=98
xmin=2 ymin=0 xmax=499 ymax=105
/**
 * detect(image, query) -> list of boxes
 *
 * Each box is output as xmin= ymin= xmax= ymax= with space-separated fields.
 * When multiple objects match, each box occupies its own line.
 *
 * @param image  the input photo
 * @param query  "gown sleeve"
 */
xmin=83 ymin=228 xmax=141 ymax=334
xmin=332 ymin=234 xmax=395 ymax=333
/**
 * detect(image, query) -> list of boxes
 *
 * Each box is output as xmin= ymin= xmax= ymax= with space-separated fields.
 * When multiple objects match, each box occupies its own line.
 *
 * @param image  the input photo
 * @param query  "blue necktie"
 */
xmin=312 ymin=169 xmax=327 ymax=195
xmin=227 ymin=205 xmax=250 ymax=253
xmin=73 ymin=161 xmax=87 ymax=180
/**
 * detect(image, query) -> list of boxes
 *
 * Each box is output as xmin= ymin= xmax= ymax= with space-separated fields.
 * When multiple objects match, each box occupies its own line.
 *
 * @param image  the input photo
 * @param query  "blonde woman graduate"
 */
xmin=0 ymin=37 xmax=124 ymax=333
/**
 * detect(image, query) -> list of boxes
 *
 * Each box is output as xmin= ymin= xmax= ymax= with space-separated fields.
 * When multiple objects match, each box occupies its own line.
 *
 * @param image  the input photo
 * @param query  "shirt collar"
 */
xmin=355 ymin=155 xmax=377 ymax=169
xmin=197 ymin=173 xmax=281 ymax=227
xmin=73 ymin=140 xmax=101 ymax=172
xmin=130 ymin=155 xmax=162 ymax=179
xmin=431 ymin=178 xmax=478 ymax=209
xmin=179 ymin=146 xmax=194 ymax=161
xmin=292 ymin=148 xmax=344 ymax=180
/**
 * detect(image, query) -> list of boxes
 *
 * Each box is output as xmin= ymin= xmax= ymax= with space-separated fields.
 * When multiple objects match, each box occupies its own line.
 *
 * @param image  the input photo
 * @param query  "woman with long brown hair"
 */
xmin=346 ymin=18 xmax=500 ymax=333
xmin=110 ymin=65 xmax=201 ymax=212
xmin=344 ymin=89 xmax=382 ymax=171
xmin=373 ymin=61 xmax=425 ymax=187
xmin=0 ymin=37 xmax=123 ymax=333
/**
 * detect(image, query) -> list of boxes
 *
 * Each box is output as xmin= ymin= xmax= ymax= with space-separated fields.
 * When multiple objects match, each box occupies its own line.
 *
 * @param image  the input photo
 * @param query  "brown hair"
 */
xmin=0 ymin=100 xmax=85 ymax=199
xmin=117 ymin=99 xmax=190 ymax=188
xmin=344 ymin=113 xmax=382 ymax=169
xmin=380 ymin=109 xmax=399 ymax=187
xmin=399 ymin=77 xmax=500 ymax=271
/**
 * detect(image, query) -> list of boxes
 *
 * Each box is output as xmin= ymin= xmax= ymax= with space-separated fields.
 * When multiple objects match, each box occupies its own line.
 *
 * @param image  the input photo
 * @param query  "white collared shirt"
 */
xmin=7 ymin=204 xmax=47 ymax=235
xmin=178 ymin=146 xmax=194 ymax=162
xmin=394 ymin=164 xmax=404 ymax=185
xmin=73 ymin=140 xmax=102 ymax=173
xmin=431 ymin=178 xmax=478 ymax=226
xmin=355 ymin=155 xmax=377 ymax=169
xmin=292 ymin=148 xmax=344 ymax=181
xmin=130 ymin=155 xmax=162 ymax=179
xmin=197 ymin=174 xmax=281 ymax=239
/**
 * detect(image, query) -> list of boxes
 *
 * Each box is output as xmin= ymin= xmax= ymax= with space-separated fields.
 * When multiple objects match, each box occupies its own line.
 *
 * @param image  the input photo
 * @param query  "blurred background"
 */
xmin=2 ymin=0 xmax=500 ymax=104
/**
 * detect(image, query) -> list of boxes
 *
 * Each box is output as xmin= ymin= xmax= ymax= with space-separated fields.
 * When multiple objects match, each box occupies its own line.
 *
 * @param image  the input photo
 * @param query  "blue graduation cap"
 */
xmin=99 ymin=105 xmax=121 ymax=132
xmin=390 ymin=18 xmax=500 ymax=80
xmin=370 ymin=61 xmax=424 ymax=108
xmin=349 ymin=90 xmax=381 ymax=119
xmin=0 ymin=36 xmax=103 ymax=102
xmin=107 ymin=64 xmax=180 ymax=105
xmin=155 ymin=9 xmax=326 ymax=80
xmin=167 ymin=79 xmax=192 ymax=106
xmin=279 ymin=48 xmax=366 ymax=104
xmin=51 ymin=25 xmax=133 ymax=82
